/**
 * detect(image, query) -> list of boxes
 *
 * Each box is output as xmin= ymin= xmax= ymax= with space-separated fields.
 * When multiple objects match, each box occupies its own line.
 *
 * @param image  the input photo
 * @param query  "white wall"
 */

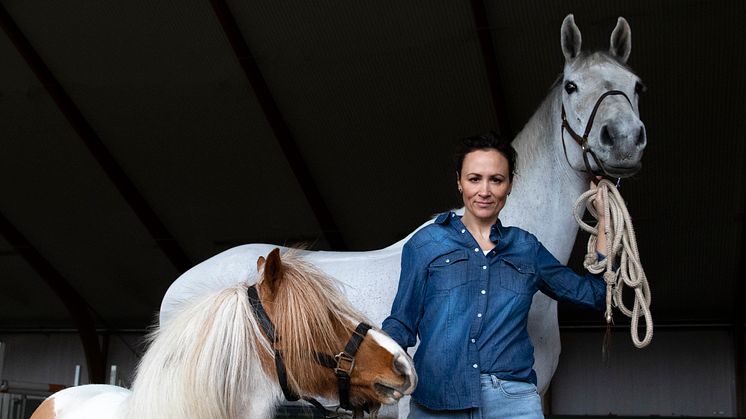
xmin=551 ymin=328 xmax=735 ymax=417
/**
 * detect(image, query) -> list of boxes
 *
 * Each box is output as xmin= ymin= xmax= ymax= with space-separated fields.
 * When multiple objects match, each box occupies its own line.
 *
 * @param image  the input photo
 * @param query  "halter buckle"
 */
xmin=334 ymin=352 xmax=355 ymax=375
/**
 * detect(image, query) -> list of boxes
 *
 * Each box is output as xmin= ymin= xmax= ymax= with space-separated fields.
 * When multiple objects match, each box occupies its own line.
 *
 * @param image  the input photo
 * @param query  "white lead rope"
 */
xmin=572 ymin=178 xmax=653 ymax=348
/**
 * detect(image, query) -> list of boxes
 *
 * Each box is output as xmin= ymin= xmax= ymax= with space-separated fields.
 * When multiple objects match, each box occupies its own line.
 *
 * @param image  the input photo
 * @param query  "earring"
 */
xmin=458 ymin=187 xmax=463 ymax=194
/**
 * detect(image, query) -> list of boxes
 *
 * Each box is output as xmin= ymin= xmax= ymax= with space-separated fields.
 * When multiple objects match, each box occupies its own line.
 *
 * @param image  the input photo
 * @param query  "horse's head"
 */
xmin=254 ymin=248 xmax=417 ymax=411
xmin=559 ymin=14 xmax=647 ymax=178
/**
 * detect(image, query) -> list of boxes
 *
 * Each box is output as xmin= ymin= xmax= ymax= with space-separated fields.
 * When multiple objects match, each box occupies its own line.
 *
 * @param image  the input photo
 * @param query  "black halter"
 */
xmin=247 ymin=284 xmax=373 ymax=415
xmin=561 ymin=89 xmax=632 ymax=179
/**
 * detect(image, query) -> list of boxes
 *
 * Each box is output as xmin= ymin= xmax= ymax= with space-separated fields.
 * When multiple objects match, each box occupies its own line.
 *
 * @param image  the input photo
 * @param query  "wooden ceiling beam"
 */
xmin=469 ymin=0 xmax=513 ymax=138
xmin=0 ymin=3 xmax=192 ymax=273
xmin=209 ymin=0 xmax=348 ymax=250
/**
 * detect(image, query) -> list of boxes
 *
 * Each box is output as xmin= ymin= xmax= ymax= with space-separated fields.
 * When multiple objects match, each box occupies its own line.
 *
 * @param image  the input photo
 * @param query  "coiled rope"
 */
xmin=572 ymin=178 xmax=653 ymax=348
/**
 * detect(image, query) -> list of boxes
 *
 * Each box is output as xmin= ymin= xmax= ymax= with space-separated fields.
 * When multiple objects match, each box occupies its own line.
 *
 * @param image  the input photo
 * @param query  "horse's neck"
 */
xmin=500 ymin=86 xmax=588 ymax=264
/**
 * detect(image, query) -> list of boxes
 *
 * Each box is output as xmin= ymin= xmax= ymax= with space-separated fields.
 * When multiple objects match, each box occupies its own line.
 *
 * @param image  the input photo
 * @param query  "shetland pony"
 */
xmin=31 ymin=249 xmax=416 ymax=419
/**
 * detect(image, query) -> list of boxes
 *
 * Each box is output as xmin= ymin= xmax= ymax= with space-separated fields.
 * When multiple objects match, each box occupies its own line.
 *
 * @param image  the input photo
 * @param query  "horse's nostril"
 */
xmin=600 ymin=125 xmax=613 ymax=146
xmin=393 ymin=355 xmax=406 ymax=375
xmin=636 ymin=126 xmax=647 ymax=147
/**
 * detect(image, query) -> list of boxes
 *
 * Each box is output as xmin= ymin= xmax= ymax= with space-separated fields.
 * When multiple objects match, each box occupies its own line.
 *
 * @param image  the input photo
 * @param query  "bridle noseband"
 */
xmin=561 ymin=89 xmax=633 ymax=179
xmin=247 ymin=284 xmax=373 ymax=415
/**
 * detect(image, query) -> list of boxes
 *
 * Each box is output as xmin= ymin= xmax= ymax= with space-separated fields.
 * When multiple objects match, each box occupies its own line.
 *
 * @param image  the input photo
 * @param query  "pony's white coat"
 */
xmin=160 ymin=15 xmax=646 ymax=417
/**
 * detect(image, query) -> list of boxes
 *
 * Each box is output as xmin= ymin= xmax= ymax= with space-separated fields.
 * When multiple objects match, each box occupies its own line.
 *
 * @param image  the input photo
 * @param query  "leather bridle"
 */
xmin=561 ymin=89 xmax=633 ymax=179
xmin=247 ymin=284 xmax=373 ymax=416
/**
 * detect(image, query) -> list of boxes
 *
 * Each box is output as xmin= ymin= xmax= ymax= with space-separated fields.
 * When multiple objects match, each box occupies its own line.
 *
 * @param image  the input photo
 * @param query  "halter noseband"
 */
xmin=561 ymin=89 xmax=632 ymax=179
xmin=247 ymin=284 xmax=373 ymax=415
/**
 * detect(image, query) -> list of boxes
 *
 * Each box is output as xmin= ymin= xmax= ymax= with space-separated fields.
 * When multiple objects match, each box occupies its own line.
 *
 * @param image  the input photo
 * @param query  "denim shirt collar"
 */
xmin=435 ymin=211 xmax=505 ymax=245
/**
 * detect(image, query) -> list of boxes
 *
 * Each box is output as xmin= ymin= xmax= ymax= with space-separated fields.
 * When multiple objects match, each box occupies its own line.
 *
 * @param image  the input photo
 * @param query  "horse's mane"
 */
xmin=261 ymin=249 xmax=373 ymax=395
xmin=124 ymin=249 xmax=370 ymax=418
xmin=126 ymin=283 xmax=275 ymax=419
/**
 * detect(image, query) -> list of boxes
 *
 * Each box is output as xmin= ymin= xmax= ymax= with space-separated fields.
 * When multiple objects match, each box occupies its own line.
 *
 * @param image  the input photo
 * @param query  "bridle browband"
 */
xmin=247 ymin=284 xmax=373 ymax=416
xmin=560 ymin=89 xmax=632 ymax=179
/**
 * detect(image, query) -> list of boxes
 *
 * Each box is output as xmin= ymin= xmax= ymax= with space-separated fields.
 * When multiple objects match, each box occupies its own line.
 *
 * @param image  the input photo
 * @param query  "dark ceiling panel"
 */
xmin=226 ymin=0 xmax=498 ymax=249
xmin=0 ymin=0 xmax=743 ymax=329
xmin=0 ymin=2 xmax=192 ymax=273
xmin=0 ymin=0 xmax=327 ymax=260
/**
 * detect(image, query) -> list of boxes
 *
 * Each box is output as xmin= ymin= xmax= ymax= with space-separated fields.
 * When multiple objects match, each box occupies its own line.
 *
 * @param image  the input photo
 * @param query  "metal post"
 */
xmin=0 ymin=342 xmax=5 ymax=382
xmin=108 ymin=365 xmax=117 ymax=386
xmin=73 ymin=365 xmax=80 ymax=387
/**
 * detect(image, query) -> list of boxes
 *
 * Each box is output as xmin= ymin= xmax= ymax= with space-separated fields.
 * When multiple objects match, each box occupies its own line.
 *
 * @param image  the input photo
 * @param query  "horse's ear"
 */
xmin=561 ymin=14 xmax=582 ymax=61
xmin=609 ymin=17 xmax=631 ymax=63
xmin=262 ymin=248 xmax=283 ymax=293
xmin=256 ymin=256 xmax=266 ymax=272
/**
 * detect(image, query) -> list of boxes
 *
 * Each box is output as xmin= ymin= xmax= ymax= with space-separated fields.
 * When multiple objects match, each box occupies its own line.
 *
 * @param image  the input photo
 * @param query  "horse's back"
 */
xmin=160 ymin=241 xmax=408 ymax=327
xmin=31 ymin=385 xmax=130 ymax=419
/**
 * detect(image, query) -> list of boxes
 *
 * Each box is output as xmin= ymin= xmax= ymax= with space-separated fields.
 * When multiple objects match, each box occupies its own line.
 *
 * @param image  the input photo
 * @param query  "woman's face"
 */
xmin=457 ymin=149 xmax=512 ymax=223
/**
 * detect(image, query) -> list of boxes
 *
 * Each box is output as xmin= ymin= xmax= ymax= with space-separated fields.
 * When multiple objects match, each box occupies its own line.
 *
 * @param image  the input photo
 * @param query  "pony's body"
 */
xmin=161 ymin=19 xmax=646 ymax=414
xmin=32 ymin=251 xmax=416 ymax=419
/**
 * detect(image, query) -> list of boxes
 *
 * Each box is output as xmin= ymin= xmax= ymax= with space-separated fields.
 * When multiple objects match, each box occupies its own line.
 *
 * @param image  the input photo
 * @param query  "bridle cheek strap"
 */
xmin=561 ymin=90 xmax=632 ymax=177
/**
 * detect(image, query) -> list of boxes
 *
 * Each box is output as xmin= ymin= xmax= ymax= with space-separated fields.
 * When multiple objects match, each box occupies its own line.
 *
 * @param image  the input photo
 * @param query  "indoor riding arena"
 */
xmin=0 ymin=1 xmax=744 ymax=418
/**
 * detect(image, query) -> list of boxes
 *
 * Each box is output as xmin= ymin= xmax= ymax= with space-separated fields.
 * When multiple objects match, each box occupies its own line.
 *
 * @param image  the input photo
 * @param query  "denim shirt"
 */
xmin=381 ymin=211 xmax=606 ymax=410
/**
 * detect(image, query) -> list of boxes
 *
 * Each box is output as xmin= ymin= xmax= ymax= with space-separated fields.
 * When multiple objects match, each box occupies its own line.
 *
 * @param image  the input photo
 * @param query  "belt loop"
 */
xmin=490 ymin=374 xmax=498 ymax=389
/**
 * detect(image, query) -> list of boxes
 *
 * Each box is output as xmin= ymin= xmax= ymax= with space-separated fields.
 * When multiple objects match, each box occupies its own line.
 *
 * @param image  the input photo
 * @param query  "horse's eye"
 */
xmin=635 ymin=81 xmax=646 ymax=94
xmin=564 ymin=81 xmax=577 ymax=94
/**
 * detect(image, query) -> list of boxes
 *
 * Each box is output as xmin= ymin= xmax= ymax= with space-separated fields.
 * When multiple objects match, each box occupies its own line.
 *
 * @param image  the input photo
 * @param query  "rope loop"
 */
xmin=572 ymin=179 xmax=653 ymax=348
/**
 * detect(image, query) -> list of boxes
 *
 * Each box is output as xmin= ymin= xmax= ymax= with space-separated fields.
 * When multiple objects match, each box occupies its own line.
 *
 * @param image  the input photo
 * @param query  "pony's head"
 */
xmin=255 ymin=248 xmax=417 ymax=411
xmin=559 ymin=14 xmax=647 ymax=178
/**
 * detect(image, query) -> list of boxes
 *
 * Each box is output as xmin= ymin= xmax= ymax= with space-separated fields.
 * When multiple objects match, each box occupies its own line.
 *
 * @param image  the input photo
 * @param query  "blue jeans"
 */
xmin=408 ymin=374 xmax=543 ymax=419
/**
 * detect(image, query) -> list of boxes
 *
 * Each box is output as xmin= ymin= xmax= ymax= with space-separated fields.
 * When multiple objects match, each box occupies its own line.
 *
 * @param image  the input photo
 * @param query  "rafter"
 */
xmin=469 ymin=0 xmax=512 ymax=138
xmin=208 ymin=0 xmax=347 ymax=250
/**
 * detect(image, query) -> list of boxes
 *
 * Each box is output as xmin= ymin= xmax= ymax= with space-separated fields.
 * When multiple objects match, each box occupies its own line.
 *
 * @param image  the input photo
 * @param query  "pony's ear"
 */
xmin=561 ymin=14 xmax=582 ymax=61
xmin=609 ymin=17 xmax=631 ymax=63
xmin=262 ymin=248 xmax=283 ymax=293
xmin=256 ymin=256 xmax=266 ymax=272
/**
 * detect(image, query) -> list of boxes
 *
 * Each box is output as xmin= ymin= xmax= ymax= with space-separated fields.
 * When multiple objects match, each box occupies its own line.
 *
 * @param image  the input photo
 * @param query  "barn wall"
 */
xmin=551 ymin=329 xmax=735 ymax=416
xmin=0 ymin=329 xmax=739 ymax=417
xmin=0 ymin=332 xmax=144 ymax=392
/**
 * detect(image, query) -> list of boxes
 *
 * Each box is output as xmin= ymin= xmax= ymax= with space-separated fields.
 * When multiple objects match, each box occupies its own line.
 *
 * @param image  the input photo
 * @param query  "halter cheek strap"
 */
xmin=247 ymin=284 xmax=373 ymax=414
xmin=247 ymin=285 xmax=300 ymax=401
xmin=561 ymin=89 xmax=633 ymax=177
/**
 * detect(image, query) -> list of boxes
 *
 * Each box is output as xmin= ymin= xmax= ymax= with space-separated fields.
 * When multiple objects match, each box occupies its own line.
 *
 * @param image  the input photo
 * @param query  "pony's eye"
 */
xmin=635 ymin=81 xmax=646 ymax=94
xmin=564 ymin=81 xmax=577 ymax=94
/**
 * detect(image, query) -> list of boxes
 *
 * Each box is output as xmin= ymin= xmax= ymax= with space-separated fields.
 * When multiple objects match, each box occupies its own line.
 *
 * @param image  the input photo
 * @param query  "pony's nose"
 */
xmin=393 ymin=354 xmax=417 ymax=394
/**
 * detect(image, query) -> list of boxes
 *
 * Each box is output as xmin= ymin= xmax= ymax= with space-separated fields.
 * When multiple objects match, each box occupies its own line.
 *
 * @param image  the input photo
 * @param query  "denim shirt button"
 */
xmin=461 ymin=229 xmax=466 ymax=233
xmin=445 ymin=259 xmax=450 ymax=263
xmin=482 ymin=265 xmax=487 ymax=270
xmin=474 ymin=248 xmax=479 ymax=252
xmin=471 ymin=338 xmax=476 ymax=343
xmin=472 ymin=364 xmax=478 ymax=368
xmin=481 ymin=290 xmax=486 ymax=294
xmin=477 ymin=313 xmax=482 ymax=318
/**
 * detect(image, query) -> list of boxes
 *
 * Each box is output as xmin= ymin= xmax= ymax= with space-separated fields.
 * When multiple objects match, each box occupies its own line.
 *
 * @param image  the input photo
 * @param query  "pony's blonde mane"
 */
xmin=123 ymin=249 xmax=372 ymax=418
xmin=125 ymin=283 xmax=278 ymax=419
xmin=260 ymin=250 xmax=373 ymax=396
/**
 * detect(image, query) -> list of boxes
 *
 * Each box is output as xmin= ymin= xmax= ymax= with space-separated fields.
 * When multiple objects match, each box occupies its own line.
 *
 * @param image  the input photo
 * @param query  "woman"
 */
xmin=382 ymin=131 xmax=608 ymax=418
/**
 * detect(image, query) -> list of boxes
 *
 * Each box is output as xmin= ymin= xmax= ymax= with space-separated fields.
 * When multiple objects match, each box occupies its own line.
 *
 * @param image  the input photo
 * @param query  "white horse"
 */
xmin=160 ymin=14 xmax=646 ymax=417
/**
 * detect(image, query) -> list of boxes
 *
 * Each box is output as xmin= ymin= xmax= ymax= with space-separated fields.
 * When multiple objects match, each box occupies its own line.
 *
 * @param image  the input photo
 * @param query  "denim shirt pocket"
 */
xmin=427 ymin=249 xmax=469 ymax=294
xmin=498 ymin=256 xmax=536 ymax=295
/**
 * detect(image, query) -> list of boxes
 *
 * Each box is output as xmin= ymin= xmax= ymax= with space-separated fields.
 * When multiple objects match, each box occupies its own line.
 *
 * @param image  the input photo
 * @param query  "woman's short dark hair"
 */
xmin=454 ymin=131 xmax=517 ymax=181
